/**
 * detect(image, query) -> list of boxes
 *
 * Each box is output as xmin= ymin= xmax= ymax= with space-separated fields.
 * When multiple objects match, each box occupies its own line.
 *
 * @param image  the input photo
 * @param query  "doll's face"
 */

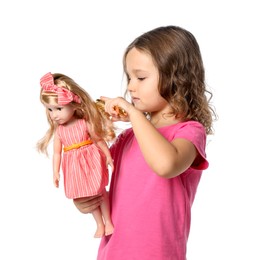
xmin=43 ymin=101 xmax=76 ymax=125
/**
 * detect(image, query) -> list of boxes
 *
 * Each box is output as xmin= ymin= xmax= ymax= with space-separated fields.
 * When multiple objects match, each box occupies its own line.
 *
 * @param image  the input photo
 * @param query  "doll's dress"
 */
xmin=57 ymin=119 xmax=109 ymax=199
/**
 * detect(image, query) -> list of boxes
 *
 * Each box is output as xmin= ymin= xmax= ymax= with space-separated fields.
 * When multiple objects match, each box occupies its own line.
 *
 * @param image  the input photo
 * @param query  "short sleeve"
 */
xmin=172 ymin=121 xmax=209 ymax=170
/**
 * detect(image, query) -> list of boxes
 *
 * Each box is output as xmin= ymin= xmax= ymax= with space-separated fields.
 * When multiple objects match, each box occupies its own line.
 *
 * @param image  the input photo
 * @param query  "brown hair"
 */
xmin=123 ymin=25 xmax=217 ymax=134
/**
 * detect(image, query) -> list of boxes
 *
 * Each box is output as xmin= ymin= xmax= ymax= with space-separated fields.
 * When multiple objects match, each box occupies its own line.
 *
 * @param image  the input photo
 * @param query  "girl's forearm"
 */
xmin=128 ymin=108 xmax=189 ymax=178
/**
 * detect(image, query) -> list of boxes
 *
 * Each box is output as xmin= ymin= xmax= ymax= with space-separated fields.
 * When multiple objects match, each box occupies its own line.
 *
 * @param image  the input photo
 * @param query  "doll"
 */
xmin=37 ymin=72 xmax=115 ymax=238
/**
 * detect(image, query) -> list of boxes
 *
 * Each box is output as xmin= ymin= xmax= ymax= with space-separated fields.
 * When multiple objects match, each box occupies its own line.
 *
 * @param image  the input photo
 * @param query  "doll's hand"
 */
xmin=73 ymin=195 xmax=103 ymax=214
xmin=53 ymin=173 xmax=60 ymax=188
xmin=107 ymin=157 xmax=114 ymax=173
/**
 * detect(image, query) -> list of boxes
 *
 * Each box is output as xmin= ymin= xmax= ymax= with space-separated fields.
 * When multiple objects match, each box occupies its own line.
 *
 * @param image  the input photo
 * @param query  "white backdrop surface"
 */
xmin=0 ymin=0 xmax=262 ymax=259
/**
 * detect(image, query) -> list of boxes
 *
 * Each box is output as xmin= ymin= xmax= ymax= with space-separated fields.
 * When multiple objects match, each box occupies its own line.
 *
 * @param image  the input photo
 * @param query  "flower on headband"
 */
xmin=40 ymin=72 xmax=81 ymax=105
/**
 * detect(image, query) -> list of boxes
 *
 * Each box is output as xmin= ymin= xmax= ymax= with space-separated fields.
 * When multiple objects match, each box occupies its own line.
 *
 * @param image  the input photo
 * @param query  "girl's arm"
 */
xmin=53 ymin=133 xmax=62 ymax=187
xmin=101 ymin=97 xmax=197 ymax=179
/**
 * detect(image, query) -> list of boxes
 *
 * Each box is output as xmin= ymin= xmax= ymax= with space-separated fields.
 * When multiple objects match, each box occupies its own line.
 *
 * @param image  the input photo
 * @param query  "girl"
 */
xmin=37 ymin=72 xmax=115 ymax=238
xmin=74 ymin=25 xmax=217 ymax=259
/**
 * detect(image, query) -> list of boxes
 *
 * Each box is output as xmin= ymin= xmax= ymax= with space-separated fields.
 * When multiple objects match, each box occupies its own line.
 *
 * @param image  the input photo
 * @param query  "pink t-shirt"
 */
xmin=97 ymin=121 xmax=208 ymax=260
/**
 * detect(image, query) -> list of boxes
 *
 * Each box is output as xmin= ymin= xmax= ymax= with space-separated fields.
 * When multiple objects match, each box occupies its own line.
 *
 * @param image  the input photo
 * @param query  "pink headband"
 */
xmin=40 ymin=72 xmax=81 ymax=105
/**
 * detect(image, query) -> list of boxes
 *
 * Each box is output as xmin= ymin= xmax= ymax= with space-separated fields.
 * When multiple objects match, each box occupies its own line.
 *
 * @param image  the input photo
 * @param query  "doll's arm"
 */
xmin=53 ymin=133 xmax=62 ymax=188
xmin=96 ymin=139 xmax=114 ymax=172
xmin=86 ymin=121 xmax=114 ymax=171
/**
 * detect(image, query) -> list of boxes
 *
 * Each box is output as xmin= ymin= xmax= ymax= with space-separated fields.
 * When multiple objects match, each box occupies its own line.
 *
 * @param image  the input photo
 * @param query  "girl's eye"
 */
xmin=138 ymin=77 xmax=146 ymax=81
xmin=48 ymin=108 xmax=52 ymax=112
xmin=57 ymin=107 xmax=62 ymax=111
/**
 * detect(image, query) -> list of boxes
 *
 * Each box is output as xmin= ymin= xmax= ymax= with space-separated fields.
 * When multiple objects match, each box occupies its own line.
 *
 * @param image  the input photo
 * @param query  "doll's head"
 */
xmin=40 ymin=73 xmax=93 ymax=123
xmin=37 ymin=72 xmax=115 ymax=155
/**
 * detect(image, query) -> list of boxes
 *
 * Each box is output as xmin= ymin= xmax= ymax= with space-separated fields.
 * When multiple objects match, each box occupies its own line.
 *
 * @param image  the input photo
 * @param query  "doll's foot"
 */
xmin=105 ymin=222 xmax=114 ymax=236
xmin=94 ymin=226 xmax=105 ymax=238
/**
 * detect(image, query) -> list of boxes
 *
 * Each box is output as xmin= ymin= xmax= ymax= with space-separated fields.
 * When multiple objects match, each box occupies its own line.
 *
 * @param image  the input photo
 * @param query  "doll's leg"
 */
xmin=100 ymin=189 xmax=114 ymax=236
xmin=91 ymin=208 xmax=105 ymax=238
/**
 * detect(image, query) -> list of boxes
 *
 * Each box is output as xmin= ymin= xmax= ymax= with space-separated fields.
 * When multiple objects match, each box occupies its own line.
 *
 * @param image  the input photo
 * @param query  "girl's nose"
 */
xmin=127 ymin=81 xmax=135 ymax=92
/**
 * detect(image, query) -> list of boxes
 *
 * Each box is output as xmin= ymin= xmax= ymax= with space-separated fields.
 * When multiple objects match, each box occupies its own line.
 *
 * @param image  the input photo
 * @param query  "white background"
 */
xmin=0 ymin=0 xmax=262 ymax=259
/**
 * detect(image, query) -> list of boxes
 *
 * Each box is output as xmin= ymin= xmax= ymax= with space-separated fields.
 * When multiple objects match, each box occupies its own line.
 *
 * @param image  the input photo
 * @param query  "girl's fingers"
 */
xmin=100 ymin=97 xmax=128 ymax=117
xmin=99 ymin=96 xmax=110 ymax=102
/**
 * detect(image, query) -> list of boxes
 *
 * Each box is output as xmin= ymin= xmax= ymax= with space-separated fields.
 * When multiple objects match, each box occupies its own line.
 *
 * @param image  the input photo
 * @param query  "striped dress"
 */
xmin=57 ymin=119 xmax=109 ymax=199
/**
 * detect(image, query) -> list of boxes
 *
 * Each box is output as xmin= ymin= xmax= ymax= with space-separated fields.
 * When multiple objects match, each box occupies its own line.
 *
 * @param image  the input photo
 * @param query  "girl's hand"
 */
xmin=73 ymin=195 xmax=103 ymax=214
xmin=100 ymin=96 xmax=132 ymax=122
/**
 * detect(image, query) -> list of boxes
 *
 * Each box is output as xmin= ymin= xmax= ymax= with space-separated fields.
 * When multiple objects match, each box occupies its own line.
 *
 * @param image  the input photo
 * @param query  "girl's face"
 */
xmin=43 ymin=100 xmax=76 ymax=125
xmin=125 ymin=47 xmax=169 ymax=114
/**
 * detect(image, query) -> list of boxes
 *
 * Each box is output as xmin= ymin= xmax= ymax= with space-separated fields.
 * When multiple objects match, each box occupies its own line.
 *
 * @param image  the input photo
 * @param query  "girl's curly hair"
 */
xmin=123 ymin=25 xmax=217 ymax=135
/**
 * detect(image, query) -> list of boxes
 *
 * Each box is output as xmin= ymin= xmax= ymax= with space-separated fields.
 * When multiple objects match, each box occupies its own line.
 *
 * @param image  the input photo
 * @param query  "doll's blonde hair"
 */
xmin=37 ymin=73 xmax=115 ymax=155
